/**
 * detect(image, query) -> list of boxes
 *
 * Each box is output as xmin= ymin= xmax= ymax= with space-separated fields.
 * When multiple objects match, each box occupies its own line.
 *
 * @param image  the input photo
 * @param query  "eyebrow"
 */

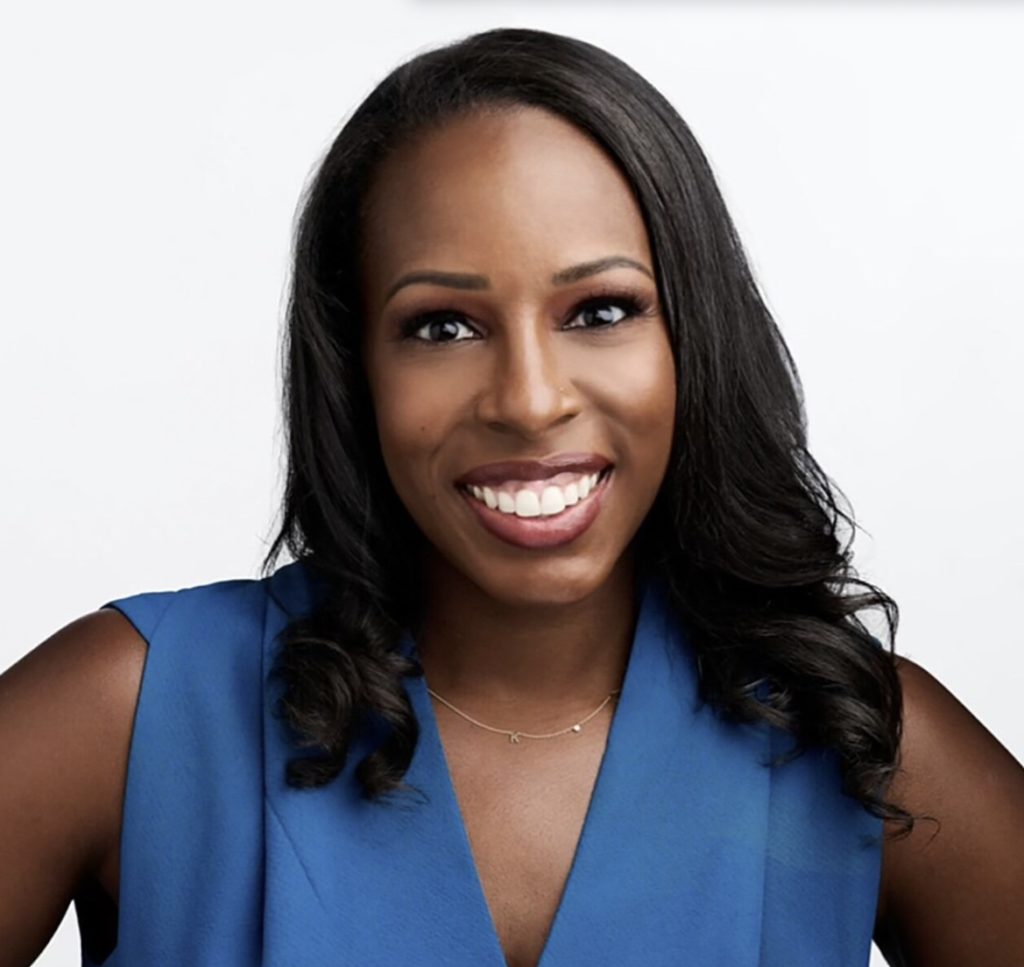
xmin=382 ymin=255 xmax=654 ymax=305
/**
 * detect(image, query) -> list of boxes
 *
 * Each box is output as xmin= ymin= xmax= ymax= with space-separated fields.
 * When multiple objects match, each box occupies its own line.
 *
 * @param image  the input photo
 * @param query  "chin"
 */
xmin=466 ymin=557 xmax=623 ymax=610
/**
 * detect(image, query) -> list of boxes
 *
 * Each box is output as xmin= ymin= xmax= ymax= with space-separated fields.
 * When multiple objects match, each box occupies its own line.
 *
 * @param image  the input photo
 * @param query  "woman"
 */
xmin=2 ymin=26 xmax=1022 ymax=967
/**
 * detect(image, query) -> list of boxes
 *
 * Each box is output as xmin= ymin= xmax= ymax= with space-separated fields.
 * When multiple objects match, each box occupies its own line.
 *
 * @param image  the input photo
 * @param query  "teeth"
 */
xmin=540 ymin=486 xmax=565 ymax=515
xmin=465 ymin=470 xmax=608 ymax=519
xmin=515 ymin=490 xmax=542 ymax=517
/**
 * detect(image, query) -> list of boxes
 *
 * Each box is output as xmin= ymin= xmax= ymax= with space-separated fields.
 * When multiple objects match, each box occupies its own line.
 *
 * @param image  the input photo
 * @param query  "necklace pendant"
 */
xmin=572 ymin=724 xmax=582 ymax=733
xmin=509 ymin=731 xmax=522 ymax=744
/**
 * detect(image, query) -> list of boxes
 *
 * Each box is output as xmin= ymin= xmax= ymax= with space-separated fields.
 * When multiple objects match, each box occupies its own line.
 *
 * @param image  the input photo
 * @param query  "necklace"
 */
xmin=425 ymin=685 xmax=622 ymax=744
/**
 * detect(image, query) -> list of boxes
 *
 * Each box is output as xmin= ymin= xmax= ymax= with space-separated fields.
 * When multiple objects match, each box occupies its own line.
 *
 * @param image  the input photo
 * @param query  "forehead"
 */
xmin=360 ymin=106 xmax=653 ymax=291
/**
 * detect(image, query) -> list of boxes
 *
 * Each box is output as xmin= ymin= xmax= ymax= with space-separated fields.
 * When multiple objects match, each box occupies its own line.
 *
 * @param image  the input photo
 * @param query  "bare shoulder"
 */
xmin=0 ymin=608 xmax=146 ymax=967
xmin=875 ymin=654 xmax=1024 ymax=966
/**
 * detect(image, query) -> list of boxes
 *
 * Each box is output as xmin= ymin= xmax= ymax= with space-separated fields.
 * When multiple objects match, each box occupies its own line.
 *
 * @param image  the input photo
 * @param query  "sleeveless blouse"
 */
xmin=79 ymin=559 xmax=882 ymax=965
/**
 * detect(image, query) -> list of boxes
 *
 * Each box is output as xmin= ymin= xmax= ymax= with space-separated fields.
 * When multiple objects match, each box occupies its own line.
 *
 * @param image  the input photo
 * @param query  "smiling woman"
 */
xmin=360 ymin=106 xmax=675 ymax=583
xmin=2 ymin=25 xmax=1022 ymax=967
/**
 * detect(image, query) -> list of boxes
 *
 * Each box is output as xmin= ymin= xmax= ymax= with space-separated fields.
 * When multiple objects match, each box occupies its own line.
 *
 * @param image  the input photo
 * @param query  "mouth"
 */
xmin=455 ymin=465 xmax=615 ymax=550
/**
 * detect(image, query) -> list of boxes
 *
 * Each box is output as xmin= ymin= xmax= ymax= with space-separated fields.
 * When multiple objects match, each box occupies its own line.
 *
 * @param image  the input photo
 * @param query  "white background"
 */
xmin=2 ymin=2 xmax=1021 ymax=965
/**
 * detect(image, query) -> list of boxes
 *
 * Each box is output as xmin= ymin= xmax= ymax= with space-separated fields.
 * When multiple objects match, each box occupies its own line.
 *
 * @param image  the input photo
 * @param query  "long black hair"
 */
xmin=261 ymin=26 xmax=923 ymax=837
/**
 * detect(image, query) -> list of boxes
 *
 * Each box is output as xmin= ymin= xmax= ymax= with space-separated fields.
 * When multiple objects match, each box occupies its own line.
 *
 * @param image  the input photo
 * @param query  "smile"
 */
xmin=456 ymin=467 xmax=615 ymax=550
xmin=460 ymin=467 xmax=612 ymax=519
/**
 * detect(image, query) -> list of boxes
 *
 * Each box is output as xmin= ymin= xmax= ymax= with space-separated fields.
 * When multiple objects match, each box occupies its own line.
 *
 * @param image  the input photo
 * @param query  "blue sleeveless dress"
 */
xmin=82 ymin=560 xmax=882 ymax=966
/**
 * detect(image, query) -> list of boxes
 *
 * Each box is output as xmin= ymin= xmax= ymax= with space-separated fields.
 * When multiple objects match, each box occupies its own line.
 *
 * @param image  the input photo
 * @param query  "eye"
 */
xmin=398 ymin=293 xmax=653 ymax=345
xmin=400 ymin=311 xmax=478 ymax=345
xmin=564 ymin=296 xmax=647 ymax=331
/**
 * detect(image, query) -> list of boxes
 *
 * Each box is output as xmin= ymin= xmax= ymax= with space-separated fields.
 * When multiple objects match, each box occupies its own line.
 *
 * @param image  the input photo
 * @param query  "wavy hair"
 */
xmin=261 ymin=26 xmax=923 ymax=838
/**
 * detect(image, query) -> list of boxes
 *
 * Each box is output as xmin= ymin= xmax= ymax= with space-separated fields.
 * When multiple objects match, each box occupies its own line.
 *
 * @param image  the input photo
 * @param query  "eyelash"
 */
xmin=397 ymin=292 xmax=655 ymax=346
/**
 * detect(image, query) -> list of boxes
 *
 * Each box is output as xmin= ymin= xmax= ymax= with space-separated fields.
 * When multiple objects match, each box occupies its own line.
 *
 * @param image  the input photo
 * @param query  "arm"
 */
xmin=874 ymin=656 xmax=1024 ymax=966
xmin=0 ymin=609 xmax=146 ymax=967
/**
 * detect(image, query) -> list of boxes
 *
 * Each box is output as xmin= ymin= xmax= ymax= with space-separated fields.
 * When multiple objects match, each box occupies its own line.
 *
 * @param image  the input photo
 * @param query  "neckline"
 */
xmin=261 ymin=563 xmax=803 ymax=966
xmin=397 ymin=576 xmax=657 ymax=967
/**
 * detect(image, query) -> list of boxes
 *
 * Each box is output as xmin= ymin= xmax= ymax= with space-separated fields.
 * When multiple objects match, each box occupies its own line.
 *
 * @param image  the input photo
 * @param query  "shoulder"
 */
xmin=0 ymin=607 xmax=147 ymax=963
xmin=0 ymin=567 xmax=281 ymax=962
xmin=1 ymin=607 xmax=149 ymax=824
xmin=875 ymin=654 xmax=1024 ymax=966
xmin=100 ymin=573 xmax=277 ymax=663
xmin=6 ymin=607 xmax=150 ymax=847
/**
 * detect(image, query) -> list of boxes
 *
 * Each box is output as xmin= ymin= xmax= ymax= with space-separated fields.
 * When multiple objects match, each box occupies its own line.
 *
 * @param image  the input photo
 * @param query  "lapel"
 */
xmin=261 ymin=561 xmax=770 ymax=965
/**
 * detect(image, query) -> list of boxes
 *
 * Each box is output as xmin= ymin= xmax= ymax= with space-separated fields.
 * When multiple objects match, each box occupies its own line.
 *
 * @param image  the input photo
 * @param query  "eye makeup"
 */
xmin=396 ymin=286 xmax=659 ymax=346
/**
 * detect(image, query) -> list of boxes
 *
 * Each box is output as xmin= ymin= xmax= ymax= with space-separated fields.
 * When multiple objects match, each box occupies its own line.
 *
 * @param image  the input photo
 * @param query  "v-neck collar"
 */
xmin=396 ymin=576 xmax=652 ymax=967
xmin=261 ymin=562 xmax=772 ymax=966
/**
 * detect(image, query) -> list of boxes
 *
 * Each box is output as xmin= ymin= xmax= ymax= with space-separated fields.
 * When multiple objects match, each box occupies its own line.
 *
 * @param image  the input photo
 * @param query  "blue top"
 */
xmin=83 ymin=560 xmax=882 ymax=966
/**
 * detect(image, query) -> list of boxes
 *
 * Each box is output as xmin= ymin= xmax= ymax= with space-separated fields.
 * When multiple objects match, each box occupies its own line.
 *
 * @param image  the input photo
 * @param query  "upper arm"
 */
xmin=0 ymin=608 xmax=147 ymax=967
xmin=875 ymin=655 xmax=1024 ymax=966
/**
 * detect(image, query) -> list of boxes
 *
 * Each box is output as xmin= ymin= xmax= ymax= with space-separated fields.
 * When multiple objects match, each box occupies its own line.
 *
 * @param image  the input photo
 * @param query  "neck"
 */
xmin=412 ymin=551 xmax=640 ymax=720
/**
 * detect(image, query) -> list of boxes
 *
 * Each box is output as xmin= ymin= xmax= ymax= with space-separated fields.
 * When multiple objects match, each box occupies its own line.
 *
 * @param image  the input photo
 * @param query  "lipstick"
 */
xmin=457 ymin=466 xmax=614 ymax=550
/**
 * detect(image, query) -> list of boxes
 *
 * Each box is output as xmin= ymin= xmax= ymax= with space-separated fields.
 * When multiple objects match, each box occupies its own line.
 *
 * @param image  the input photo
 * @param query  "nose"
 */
xmin=475 ymin=314 xmax=580 ymax=438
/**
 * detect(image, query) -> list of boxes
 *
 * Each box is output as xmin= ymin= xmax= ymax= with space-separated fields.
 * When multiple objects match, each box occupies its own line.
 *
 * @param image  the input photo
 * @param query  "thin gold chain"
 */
xmin=425 ymin=686 xmax=622 ymax=744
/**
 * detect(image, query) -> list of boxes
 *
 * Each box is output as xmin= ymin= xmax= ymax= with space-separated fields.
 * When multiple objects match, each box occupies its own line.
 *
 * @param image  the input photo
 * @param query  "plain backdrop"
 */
xmin=2 ymin=2 xmax=1021 ymax=965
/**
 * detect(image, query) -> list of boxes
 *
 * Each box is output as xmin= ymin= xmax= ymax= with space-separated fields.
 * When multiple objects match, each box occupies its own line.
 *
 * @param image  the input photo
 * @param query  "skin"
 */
xmin=360 ymin=105 xmax=676 ymax=709
xmin=359 ymin=106 xmax=677 ymax=966
xmin=0 ymin=105 xmax=1021 ymax=967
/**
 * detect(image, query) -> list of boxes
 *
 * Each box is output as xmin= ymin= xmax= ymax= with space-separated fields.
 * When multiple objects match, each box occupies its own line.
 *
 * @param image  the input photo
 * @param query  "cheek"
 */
xmin=369 ymin=362 xmax=466 ymax=497
xmin=605 ymin=335 xmax=677 ymax=442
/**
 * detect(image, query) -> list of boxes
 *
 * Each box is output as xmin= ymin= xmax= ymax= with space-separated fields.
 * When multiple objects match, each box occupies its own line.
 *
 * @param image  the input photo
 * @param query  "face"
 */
xmin=360 ymin=106 xmax=676 ymax=608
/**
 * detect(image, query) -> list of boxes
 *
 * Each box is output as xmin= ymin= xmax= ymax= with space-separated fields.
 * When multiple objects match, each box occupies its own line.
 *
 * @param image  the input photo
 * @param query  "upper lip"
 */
xmin=455 ymin=453 xmax=613 ymax=487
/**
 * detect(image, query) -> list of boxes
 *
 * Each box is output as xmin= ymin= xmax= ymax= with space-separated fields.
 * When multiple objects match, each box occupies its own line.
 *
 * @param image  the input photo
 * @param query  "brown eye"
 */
xmin=566 ymin=296 xmax=645 ymax=331
xmin=400 ymin=311 xmax=477 ymax=344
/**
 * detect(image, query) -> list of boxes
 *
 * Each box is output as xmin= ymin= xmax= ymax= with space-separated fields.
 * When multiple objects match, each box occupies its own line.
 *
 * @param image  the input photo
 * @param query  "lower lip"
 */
xmin=457 ymin=469 xmax=614 ymax=550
